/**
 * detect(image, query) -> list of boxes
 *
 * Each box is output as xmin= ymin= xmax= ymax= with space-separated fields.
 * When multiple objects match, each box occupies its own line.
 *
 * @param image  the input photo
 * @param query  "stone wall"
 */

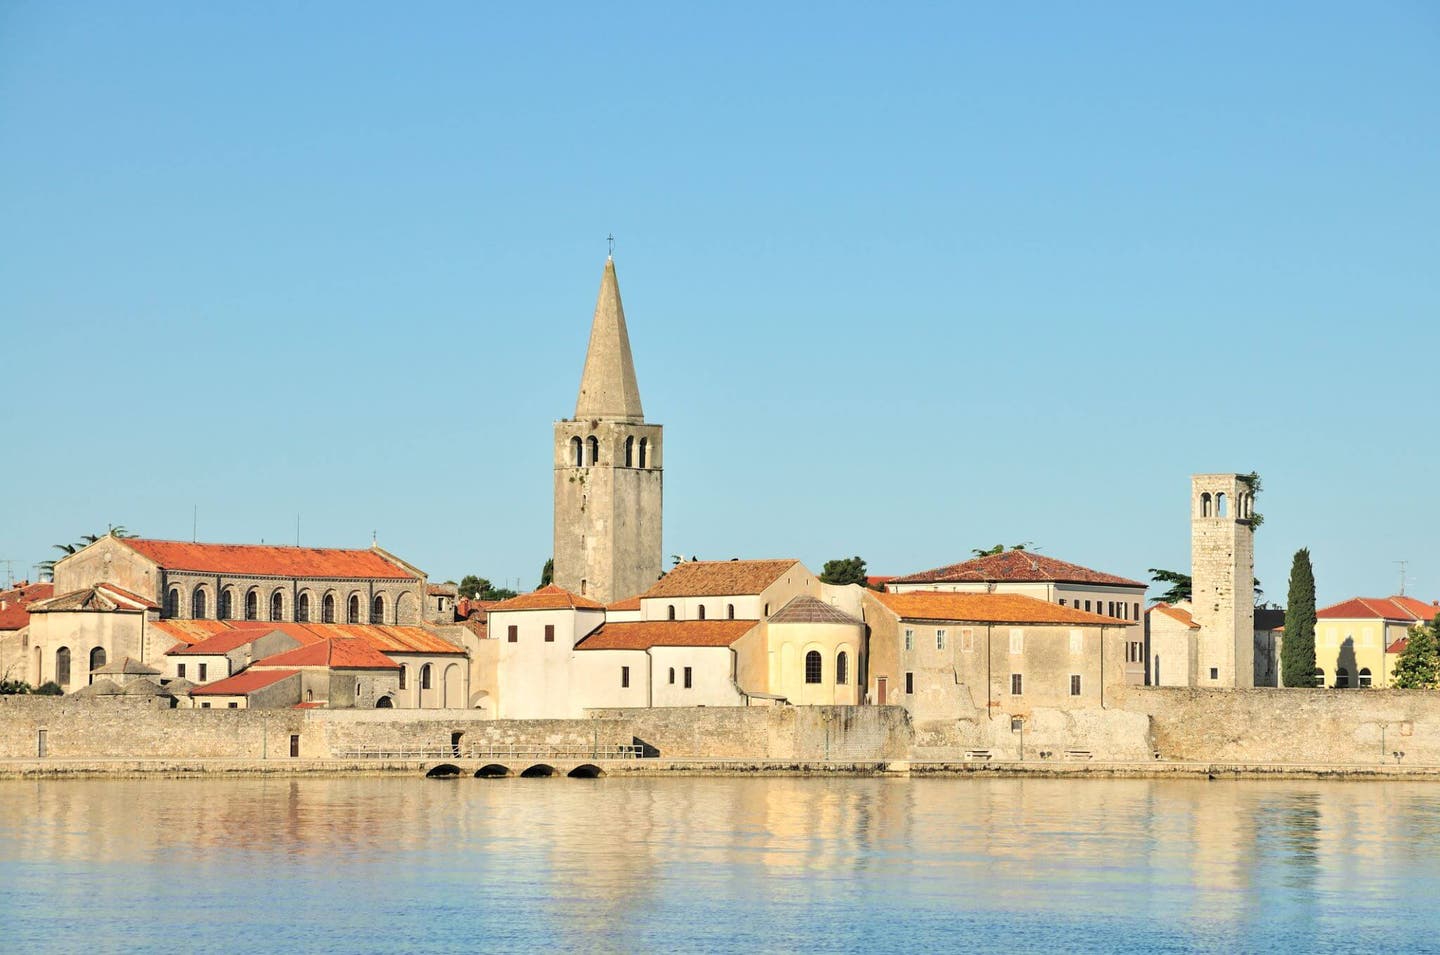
xmin=589 ymin=705 xmax=911 ymax=760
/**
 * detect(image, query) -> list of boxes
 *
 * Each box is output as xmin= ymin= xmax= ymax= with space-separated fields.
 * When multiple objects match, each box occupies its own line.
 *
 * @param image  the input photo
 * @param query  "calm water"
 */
xmin=3 ymin=775 xmax=1439 ymax=954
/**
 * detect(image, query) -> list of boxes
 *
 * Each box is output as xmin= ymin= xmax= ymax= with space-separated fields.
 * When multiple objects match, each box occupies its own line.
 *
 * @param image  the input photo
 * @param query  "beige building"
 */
xmin=552 ymin=255 xmax=663 ymax=605
xmin=1314 ymin=595 xmax=1439 ymax=688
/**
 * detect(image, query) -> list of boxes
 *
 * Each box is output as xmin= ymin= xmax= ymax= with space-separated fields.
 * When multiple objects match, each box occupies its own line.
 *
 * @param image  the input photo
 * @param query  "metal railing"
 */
xmin=330 ymin=743 xmax=644 ymax=761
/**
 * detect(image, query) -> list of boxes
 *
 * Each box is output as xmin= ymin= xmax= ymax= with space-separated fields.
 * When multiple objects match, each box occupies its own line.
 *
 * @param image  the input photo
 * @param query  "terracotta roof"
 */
xmin=455 ymin=597 xmax=497 ymax=618
xmin=293 ymin=701 xmax=326 ymax=709
xmin=458 ymin=616 xmax=487 ymax=638
xmin=643 ymin=560 xmax=801 ymax=598
xmin=1388 ymin=637 xmax=1409 ymax=654
xmin=426 ymin=583 xmax=457 ymax=597
xmin=255 ymin=638 xmax=398 ymax=670
xmin=167 ymin=627 xmax=291 ymax=656
xmin=1318 ymin=596 xmax=1439 ymax=623
xmin=28 ymin=584 xmax=154 ymax=614
xmin=1148 ymin=603 xmax=1199 ymax=628
xmin=488 ymin=584 xmax=605 ymax=612
xmin=0 ymin=582 xmax=54 ymax=630
xmin=190 ymin=668 xmax=299 ymax=696
xmin=149 ymin=619 xmax=254 ymax=646
xmin=869 ymin=591 xmax=1129 ymax=626
xmin=115 ymin=538 xmax=416 ymax=580
xmin=148 ymin=619 xmax=460 ymax=654
xmin=576 ymin=619 xmax=758 ymax=651
xmin=607 ymin=595 xmax=642 ymax=611
xmin=890 ymin=552 xmax=1145 ymax=589
xmin=768 ymin=595 xmax=863 ymax=625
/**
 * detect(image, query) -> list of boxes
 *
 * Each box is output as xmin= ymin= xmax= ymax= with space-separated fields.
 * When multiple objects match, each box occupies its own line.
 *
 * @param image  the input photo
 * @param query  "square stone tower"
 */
xmin=1190 ymin=473 xmax=1257 ymax=688
xmin=552 ymin=257 xmax=663 ymax=604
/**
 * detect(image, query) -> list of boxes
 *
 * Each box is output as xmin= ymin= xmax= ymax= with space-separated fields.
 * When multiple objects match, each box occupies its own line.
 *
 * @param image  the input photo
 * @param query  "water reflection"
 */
xmin=4 ymin=776 xmax=1440 ymax=952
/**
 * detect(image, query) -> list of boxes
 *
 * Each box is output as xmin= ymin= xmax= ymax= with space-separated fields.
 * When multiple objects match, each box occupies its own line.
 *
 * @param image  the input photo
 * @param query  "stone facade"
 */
xmin=1190 ymin=473 xmax=1257 ymax=688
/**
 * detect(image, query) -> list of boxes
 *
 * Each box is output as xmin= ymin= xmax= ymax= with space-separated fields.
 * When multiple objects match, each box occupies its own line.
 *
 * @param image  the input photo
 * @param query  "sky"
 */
xmin=1 ymin=2 xmax=1436 ymax=606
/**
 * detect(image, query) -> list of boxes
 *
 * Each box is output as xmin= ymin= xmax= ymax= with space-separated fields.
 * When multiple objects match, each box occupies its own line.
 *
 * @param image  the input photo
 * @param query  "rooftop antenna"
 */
xmin=0 ymin=559 xmax=14 ymax=588
xmin=296 ymin=515 xmax=300 ymax=548
xmin=1395 ymin=560 xmax=1409 ymax=596
xmin=607 ymin=232 xmax=615 ymax=258
xmin=372 ymin=529 xmax=377 ymax=548
xmin=192 ymin=505 xmax=197 ymax=543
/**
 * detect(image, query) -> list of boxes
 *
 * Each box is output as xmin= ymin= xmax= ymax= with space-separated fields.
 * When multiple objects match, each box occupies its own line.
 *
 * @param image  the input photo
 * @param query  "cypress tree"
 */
xmin=1281 ymin=548 xmax=1317 ymax=687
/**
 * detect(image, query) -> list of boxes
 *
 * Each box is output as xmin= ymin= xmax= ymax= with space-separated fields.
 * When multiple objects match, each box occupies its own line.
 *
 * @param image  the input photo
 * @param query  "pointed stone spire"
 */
xmin=574 ymin=256 xmax=645 ymax=422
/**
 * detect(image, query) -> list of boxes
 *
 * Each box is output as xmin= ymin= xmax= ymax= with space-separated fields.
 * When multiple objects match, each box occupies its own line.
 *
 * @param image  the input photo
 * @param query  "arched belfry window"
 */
xmin=805 ymin=650 xmax=822 ymax=685
xmin=836 ymin=651 xmax=849 ymax=686
xmin=587 ymin=436 xmax=599 ymax=465
xmin=1200 ymin=492 xmax=1212 ymax=517
xmin=165 ymin=587 xmax=180 ymax=618
xmin=348 ymin=594 xmax=361 ymax=624
xmin=245 ymin=589 xmax=258 ymax=621
xmin=1216 ymin=492 xmax=1228 ymax=518
xmin=625 ymin=436 xmax=634 ymax=468
xmin=571 ymin=436 xmax=583 ymax=467
xmin=192 ymin=587 xmax=207 ymax=620
xmin=271 ymin=590 xmax=284 ymax=622
xmin=639 ymin=438 xmax=648 ymax=469
xmin=322 ymin=593 xmax=336 ymax=624
xmin=372 ymin=595 xmax=385 ymax=624
xmin=218 ymin=589 xmax=233 ymax=620
xmin=297 ymin=593 xmax=311 ymax=623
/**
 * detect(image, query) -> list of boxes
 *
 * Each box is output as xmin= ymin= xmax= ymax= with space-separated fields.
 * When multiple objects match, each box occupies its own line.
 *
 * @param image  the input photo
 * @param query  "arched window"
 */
xmin=1358 ymin=667 xmax=1373 ymax=688
xmin=191 ymin=587 xmax=207 ymax=620
xmin=297 ymin=593 xmax=311 ymax=623
xmin=639 ymin=438 xmax=648 ymax=469
xmin=305 ymin=689 xmax=313 ymax=702
xmin=322 ymin=593 xmax=336 ymax=624
xmin=805 ymin=650 xmax=822 ymax=685
xmin=667 ymin=604 xmax=676 ymax=621
xmin=421 ymin=664 xmax=432 ymax=690
xmin=836 ymin=651 xmax=849 ymax=686
xmin=1313 ymin=667 xmax=1325 ymax=687
xmin=1200 ymin=492 xmax=1212 ymax=517
xmin=56 ymin=647 xmax=71 ymax=685
xmin=218 ymin=589 xmax=233 ymax=620
xmin=668 ymin=667 xmax=676 ymax=685
xmin=89 ymin=646 xmax=106 ymax=677
xmin=624 ymin=435 xmax=634 ymax=467
xmin=165 ymin=587 xmax=180 ymax=618
xmin=1336 ymin=667 xmax=1350 ymax=689
xmin=697 ymin=605 xmax=706 ymax=620
xmin=571 ymin=436 xmax=583 ymax=466
xmin=348 ymin=594 xmax=361 ymax=624
xmin=587 ymin=435 xmax=599 ymax=465
xmin=1216 ymin=492 xmax=1228 ymax=518
xmin=245 ymin=589 xmax=258 ymax=621
xmin=398 ymin=666 xmax=407 ymax=690
xmin=271 ymin=590 xmax=284 ymax=621
xmin=372 ymin=595 xmax=385 ymax=624
xmin=727 ymin=604 xmax=735 ymax=620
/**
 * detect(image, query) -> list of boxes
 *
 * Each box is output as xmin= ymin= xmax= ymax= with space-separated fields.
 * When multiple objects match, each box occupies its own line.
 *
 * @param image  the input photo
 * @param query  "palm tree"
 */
xmin=37 ymin=527 xmax=136 ymax=581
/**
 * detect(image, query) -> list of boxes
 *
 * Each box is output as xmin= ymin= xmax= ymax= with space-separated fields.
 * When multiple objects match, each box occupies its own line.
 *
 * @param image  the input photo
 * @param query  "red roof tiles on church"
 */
xmin=890 ymin=552 xmax=1145 ymax=589
xmin=0 ymin=582 xmax=55 ymax=631
xmin=488 ymin=584 xmax=605 ymax=612
xmin=870 ymin=591 xmax=1129 ymax=626
xmin=576 ymin=619 xmax=758 ymax=650
xmin=117 ymin=539 xmax=416 ymax=580
xmin=255 ymin=638 xmax=398 ymax=670
xmin=643 ymin=560 xmax=801 ymax=598
xmin=190 ymin=668 xmax=299 ymax=696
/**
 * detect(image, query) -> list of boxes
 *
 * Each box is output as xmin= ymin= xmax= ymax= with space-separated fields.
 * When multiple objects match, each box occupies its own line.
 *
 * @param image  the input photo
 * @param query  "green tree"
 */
xmin=34 ymin=681 xmax=62 ymax=696
xmin=457 ymin=575 xmax=518 ymax=601
xmin=818 ymin=556 xmax=867 ymax=587
xmin=971 ymin=543 xmax=1031 ymax=557
xmin=539 ymin=558 xmax=554 ymax=588
xmin=1238 ymin=471 xmax=1265 ymax=529
xmin=1148 ymin=568 xmax=1192 ymax=604
xmin=38 ymin=526 xmax=135 ymax=580
xmin=1281 ymin=548 xmax=1317 ymax=687
xmin=1391 ymin=615 xmax=1440 ymax=689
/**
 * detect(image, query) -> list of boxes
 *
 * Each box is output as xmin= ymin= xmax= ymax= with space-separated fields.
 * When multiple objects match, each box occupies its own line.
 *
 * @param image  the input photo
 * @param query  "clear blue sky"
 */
xmin=2 ymin=2 xmax=1436 ymax=606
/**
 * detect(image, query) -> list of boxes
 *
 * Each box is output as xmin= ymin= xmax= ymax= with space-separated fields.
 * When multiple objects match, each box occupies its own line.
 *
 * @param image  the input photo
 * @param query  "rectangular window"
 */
xmin=544 ymin=624 xmax=555 ymax=643
xmin=1209 ymin=667 xmax=1219 ymax=680
xmin=936 ymin=628 xmax=946 ymax=650
xmin=1107 ymin=601 xmax=1115 ymax=617
xmin=1011 ymin=673 xmax=1023 ymax=695
xmin=904 ymin=628 xmax=914 ymax=651
xmin=289 ymin=734 xmax=300 ymax=758
xmin=684 ymin=667 xmax=693 ymax=689
xmin=1070 ymin=629 xmax=1083 ymax=653
xmin=198 ymin=663 xmax=208 ymax=682
xmin=1070 ymin=674 xmax=1082 ymax=696
xmin=1084 ymin=600 xmax=1092 ymax=612
xmin=507 ymin=625 xmax=518 ymax=643
xmin=1133 ymin=602 xmax=1140 ymax=619
xmin=1009 ymin=629 xmax=1024 ymax=654
xmin=621 ymin=666 xmax=630 ymax=688
xmin=961 ymin=628 xmax=974 ymax=652
xmin=1058 ymin=599 xmax=1066 ymax=607
xmin=228 ymin=701 xmax=239 ymax=709
xmin=905 ymin=671 xmax=914 ymax=695
xmin=177 ymin=663 xmax=186 ymax=679
xmin=201 ymin=701 xmax=211 ymax=708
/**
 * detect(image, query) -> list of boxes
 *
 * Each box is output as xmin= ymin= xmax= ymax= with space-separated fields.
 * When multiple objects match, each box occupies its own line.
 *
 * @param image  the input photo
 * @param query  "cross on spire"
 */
xmin=607 ymin=233 xmax=615 ymax=258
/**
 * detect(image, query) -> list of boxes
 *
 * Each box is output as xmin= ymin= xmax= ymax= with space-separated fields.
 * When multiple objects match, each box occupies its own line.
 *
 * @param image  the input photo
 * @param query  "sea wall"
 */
xmin=589 ymin=705 xmax=912 ymax=760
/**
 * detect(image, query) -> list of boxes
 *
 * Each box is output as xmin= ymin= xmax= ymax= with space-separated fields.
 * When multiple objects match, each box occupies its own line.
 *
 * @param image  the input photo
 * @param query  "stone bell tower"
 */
xmin=1190 ymin=473 xmax=1256 ymax=687
xmin=552 ymin=256 xmax=663 ymax=604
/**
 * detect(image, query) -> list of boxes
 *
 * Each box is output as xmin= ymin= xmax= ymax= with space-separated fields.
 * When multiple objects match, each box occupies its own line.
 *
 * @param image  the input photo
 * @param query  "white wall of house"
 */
xmin=649 ymin=646 xmax=744 ymax=707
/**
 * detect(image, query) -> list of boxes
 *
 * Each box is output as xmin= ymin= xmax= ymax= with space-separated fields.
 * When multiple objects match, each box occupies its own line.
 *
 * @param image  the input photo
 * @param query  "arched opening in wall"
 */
xmin=451 ymin=731 xmax=464 ymax=757
xmin=421 ymin=664 xmax=432 ymax=691
xmin=322 ymin=593 xmax=336 ymax=623
xmin=395 ymin=592 xmax=413 ymax=624
xmin=89 ymin=646 xmax=106 ymax=679
xmin=1313 ymin=668 xmax=1326 ymax=687
xmin=425 ymin=764 xmax=461 ymax=779
xmin=271 ymin=590 xmax=284 ymax=621
xmin=568 ymin=764 xmax=605 ymax=778
xmin=375 ymin=696 xmax=394 ymax=708
xmin=348 ymin=594 xmax=361 ymax=624
xmin=805 ymin=650 xmax=822 ymax=684
xmin=1216 ymin=492 xmax=1228 ymax=518
xmin=1359 ymin=668 xmax=1373 ymax=688
xmin=305 ymin=689 xmax=314 ymax=702
xmin=165 ymin=587 xmax=180 ymax=618
xmin=1200 ymin=493 xmax=1212 ymax=517
xmin=297 ymin=593 xmax=311 ymax=623
xmin=191 ymin=587 xmax=207 ymax=620
xmin=55 ymin=647 xmax=71 ymax=685
xmin=571 ymin=436 xmax=583 ymax=466
xmin=520 ymin=764 xmax=556 ymax=778
xmin=476 ymin=764 xmax=511 ymax=778
xmin=836 ymin=651 xmax=849 ymax=685
xmin=372 ymin=595 xmax=385 ymax=624
xmin=587 ymin=435 xmax=599 ymax=465
xmin=726 ymin=604 xmax=735 ymax=620
xmin=399 ymin=666 xmax=408 ymax=690
xmin=1336 ymin=667 xmax=1350 ymax=689
xmin=668 ymin=667 xmax=676 ymax=685
xmin=33 ymin=646 xmax=41 ymax=682
xmin=218 ymin=589 xmax=234 ymax=620
xmin=443 ymin=664 xmax=462 ymax=707
xmin=624 ymin=436 xmax=634 ymax=467
xmin=667 ymin=605 xmax=676 ymax=621
xmin=638 ymin=438 xmax=648 ymax=468
xmin=697 ymin=605 xmax=706 ymax=620
xmin=245 ymin=588 xmax=258 ymax=621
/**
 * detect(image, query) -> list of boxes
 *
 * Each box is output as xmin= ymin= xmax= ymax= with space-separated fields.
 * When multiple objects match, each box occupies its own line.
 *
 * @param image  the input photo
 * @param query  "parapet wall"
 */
xmin=588 ymin=705 xmax=912 ymax=760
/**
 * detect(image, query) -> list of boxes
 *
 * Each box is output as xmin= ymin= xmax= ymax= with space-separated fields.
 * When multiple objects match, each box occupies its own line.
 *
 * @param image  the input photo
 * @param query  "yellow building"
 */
xmin=1314 ymin=595 xmax=1439 ymax=688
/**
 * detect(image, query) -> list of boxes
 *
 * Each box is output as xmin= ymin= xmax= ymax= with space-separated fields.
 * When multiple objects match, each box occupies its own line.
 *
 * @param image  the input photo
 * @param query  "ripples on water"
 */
xmin=3 ymin=776 xmax=1438 ymax=953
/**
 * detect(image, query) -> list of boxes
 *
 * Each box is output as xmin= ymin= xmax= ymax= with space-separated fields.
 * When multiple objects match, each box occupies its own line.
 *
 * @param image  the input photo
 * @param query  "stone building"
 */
xmin=552 ymin=255 xmax=663 ymax=605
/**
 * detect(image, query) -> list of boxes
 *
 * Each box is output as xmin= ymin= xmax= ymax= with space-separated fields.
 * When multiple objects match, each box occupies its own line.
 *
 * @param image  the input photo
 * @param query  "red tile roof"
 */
xmin=150 ymin=619 xmax=258 ymax=646
xmin=1388 ymin=637 xmax=1409 ymax=654
xmin=190 ymin=668 xmax=299 ymax=696
xmin=0 ymin=582 xmax=54 ymax=630
xmin=1148 ymin=603 xmax=1199 ymax=628
xmin=148 ymin=619 xmax=460 ymax=653
xmin=1318 ymin=596 xmax=1439 ymax=623
xmin=576 ymin=619 xmax=758 ymax=650
xmin=255 ymin=638 xmax=398 ymax=670
xmin=869 ymin=590 xmax=1129 ymax=626
xmin=607 ymin=595 xmax=642 ymax=611
xmin=488 ymin=584 xmax=605 ymax=612
xmin=890 ymin=552 xmax=1145 ymax=589
xmin=643 ymin=559 xmax=801 ymax=598
xmin=116 ymin=538 xmax=417 ymax=580
xmin=167 ymin=627 xmax=294 ymax=656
